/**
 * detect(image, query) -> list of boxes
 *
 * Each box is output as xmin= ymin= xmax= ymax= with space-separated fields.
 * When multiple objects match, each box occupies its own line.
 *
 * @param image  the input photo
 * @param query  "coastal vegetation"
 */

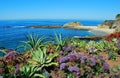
xmin=0 ymin=31 xmax=120 ymax=78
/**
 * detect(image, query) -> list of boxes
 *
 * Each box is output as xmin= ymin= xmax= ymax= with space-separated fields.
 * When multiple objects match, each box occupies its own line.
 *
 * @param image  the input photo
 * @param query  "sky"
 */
xmin=0 ymin=0 xmax=120 ymax=20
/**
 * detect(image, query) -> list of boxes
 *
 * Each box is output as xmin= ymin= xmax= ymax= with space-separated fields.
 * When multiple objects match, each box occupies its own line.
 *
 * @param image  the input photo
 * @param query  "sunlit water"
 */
xmin=0 ymin=19 xmax=103 ymax=49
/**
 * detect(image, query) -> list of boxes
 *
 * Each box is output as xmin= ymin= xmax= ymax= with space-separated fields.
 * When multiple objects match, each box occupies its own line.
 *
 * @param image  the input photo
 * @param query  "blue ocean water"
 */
xmin=0 ymin=19 xmax=103 ymax=49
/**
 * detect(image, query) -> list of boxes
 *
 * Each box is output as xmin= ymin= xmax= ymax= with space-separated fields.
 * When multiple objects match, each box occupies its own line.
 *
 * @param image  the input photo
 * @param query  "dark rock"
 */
xmin=73 ymin=36 xmax=104 ymax=40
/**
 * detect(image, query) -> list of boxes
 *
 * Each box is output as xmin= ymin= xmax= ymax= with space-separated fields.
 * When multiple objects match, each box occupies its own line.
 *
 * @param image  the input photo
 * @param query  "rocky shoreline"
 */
xmin=73 ymin=35 xmax=104 ymax=40
xmin=62 ymin=21 xmax=115 ymax=37
xmin=23 ymin=14 xmax=120 ymax=40
xmin=24 ymin=22 xmax=115 ymax=40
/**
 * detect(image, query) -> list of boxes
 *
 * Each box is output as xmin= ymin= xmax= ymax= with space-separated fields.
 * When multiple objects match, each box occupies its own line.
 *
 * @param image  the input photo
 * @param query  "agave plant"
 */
xmin=17 ymin=33 xmax=46 ymax=51
xmin=18 ymin=64 xmax=46 ymax=78
xmin=54 ymin=33 xmax=65 ymax=50
xmin=29 ymin=47 xmax=58 ymax=71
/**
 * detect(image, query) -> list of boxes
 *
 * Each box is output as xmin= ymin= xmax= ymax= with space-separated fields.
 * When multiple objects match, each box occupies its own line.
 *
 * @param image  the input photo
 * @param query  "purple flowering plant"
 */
xmin=62 ymin=45 xmax=74 ymax=52
xmin=59 ymin=52 xmax=110 ymax=77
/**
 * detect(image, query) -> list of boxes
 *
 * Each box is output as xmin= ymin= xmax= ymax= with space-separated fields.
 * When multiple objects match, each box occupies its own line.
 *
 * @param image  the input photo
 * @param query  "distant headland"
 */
xmin=12 ymin=14 xmax=120 ymax=39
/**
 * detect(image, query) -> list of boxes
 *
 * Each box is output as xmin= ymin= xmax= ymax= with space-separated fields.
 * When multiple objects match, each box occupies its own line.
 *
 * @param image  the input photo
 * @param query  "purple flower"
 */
xmin=89 ymin=56 xmax=97 ymax=66
xmin=88 ymin=73 xmax=93 ymax=78
xmin=0 ymin=68 xmax=5 ymax=73
xmin=108 ymin=54 xmax=112 ymax=60
xmin=92 ymin=55 xmax=98 ymax=59
xmin=69 ymin=45 xmax=74 ymax=49
xmin=60 ymin=63 xmax=66 ymax=69
xmin=59 ymin=56 xmax=69 ymax=63
xmin=65 ymin=47 xmax=72 ymax=52
xmin=4 ymin=52 xmax=17 ymax=60
xmin=102 ymin=62 xmax=110 ymax=72
xmin=68 ymin=52 xmax=77 ymax=62
xmin=13 ymin=64 xmax=20 ymax=74
xmin=68 ymin=66 xmax=80 ymax=75
xmin=62 ymin=46 xmax=67 ymax=51
xmin=76 ymin=53 xmax=82 ymax=60
xmin=59 ymin=51 xmax=64 ymax=55
xmin=99 ymin=56 xmax=104 ymax=61
xmin=62 ymin=45 xmax=74 ymax=52
xmin=80 ymin=55 xmax=87 ymax=63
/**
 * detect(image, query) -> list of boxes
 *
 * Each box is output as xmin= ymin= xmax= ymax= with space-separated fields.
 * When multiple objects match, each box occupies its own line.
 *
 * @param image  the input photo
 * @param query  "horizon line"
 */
xmin=0 ymin=18 xmax=108 ymax=21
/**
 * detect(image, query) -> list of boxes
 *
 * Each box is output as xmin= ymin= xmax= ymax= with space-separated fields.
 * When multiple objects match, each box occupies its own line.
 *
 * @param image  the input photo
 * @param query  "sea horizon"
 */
xmin=0 ymin=19 xmax=104 ymax=27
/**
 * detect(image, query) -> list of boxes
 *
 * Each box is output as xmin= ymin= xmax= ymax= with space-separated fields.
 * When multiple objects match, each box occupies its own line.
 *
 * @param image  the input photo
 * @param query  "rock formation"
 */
xmin=98 ymin=24 xmax=110 ymax=29
xmin=102 ymin=20 xmax=115 ymax=28
xmin=112 ymin=20 xmax=120 ymax=32
xmin=63 ymin=22 xmax=82 ymax=28
xmin=98 ymin=14 xmax=120 ymax=32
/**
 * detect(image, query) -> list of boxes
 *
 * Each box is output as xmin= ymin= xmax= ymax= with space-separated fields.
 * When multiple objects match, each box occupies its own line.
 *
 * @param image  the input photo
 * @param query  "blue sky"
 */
xmin=0 ymin=0 xmax=120 ymax=20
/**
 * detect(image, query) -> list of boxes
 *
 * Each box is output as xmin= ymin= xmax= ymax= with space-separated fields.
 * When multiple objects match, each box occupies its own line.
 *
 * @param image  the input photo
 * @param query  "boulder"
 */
xmin=63 ymin=22 xmax=82 ymax=28
xmin=97 ymin=24 xmax=110 ymax=29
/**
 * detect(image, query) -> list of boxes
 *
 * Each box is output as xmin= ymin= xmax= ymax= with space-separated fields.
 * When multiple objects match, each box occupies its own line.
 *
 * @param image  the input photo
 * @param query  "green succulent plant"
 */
xmin=71 ymin=39 xmax=86 ymax=48
xmin=96 ymin=40 xmax=118 ymax=53
xmin=17 ymin=33 xmax=46 ymax=51
xmin=112 ymin=68 xmax=118 ymax=73
xmin=19 ymin=64 xmax=45 ymax=78
xmin=78 ymin=40 xmax=87 ymax=48
xmin=54 ymin=33 xmax=65 ymax=50
xmin=86 ymin=41 xmax=96 ymax=48
xmin=118 ymin=64 xmax=120 ymax=70
xmin=29 ymin=47 xmax=58 ymax=70
xmin=108 ymin=52 xmax=117 ymax=60
xmin=96 ymin=40 xmax=106 ymax=51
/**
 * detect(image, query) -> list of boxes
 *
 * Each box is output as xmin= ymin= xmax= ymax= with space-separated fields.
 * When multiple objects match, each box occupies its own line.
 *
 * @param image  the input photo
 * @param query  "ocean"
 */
xmin=0 ymin=19 xmax=103 ymax=49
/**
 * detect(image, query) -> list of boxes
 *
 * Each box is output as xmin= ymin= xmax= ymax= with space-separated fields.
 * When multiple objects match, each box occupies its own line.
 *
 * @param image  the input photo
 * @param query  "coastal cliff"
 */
xmin=98 ymin=14 xmax=120 ymax=32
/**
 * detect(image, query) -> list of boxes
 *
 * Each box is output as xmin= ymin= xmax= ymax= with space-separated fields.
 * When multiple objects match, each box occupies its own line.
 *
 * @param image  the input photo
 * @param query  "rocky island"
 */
xmin=63 ymin=22 xmax=83 ymax=28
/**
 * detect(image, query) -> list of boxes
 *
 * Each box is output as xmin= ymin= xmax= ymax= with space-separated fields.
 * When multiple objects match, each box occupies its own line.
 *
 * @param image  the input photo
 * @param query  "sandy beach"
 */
xmin=72 ymin=26 xmax=115 ymax=36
